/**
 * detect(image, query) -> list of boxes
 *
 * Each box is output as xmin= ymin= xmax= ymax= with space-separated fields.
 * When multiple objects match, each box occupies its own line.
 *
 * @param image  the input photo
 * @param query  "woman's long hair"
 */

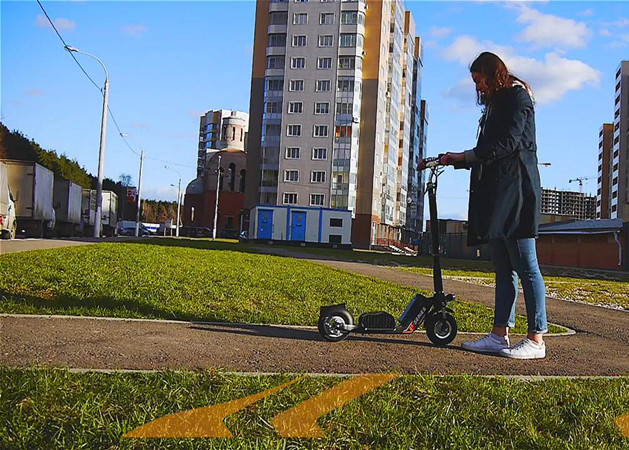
xmin=470 ymin=52 xmax=533 ymax=105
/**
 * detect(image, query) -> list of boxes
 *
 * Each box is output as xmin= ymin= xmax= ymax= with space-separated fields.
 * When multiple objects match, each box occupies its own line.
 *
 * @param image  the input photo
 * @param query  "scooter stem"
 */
xmin=427 ymin=173 xmax=444 ymax=294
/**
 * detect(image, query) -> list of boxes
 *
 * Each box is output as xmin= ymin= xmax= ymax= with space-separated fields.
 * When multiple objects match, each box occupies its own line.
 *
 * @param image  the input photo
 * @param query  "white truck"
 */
xmin=2 ymin=160 xmax=55 ymax=238
xmin=53 ymin=177 xmax=83 ymax=237
xmin=0 ymin=162 xmax=17 ymax=239
xmin=81 ymin=189 xmax=118 ymax=237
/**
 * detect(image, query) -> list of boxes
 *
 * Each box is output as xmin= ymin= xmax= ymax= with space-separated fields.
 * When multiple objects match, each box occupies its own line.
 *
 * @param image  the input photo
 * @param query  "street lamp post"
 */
xmin=65 ymin=46 xmax=109 ymax=238
xmin=213 ymin=155 xmax=222 ymax=241
xmin=165 ymin=166 xmax=182 ymax=237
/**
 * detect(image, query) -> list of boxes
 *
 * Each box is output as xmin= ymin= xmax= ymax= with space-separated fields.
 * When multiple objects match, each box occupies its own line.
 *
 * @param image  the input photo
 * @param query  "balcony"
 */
xmin=268 ymin=24 xmax=288 ymax=35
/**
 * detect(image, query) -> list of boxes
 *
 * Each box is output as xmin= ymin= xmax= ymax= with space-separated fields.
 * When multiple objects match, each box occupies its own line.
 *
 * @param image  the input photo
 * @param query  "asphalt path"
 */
xmin=1 ymin=241 xmax=628 ymax=375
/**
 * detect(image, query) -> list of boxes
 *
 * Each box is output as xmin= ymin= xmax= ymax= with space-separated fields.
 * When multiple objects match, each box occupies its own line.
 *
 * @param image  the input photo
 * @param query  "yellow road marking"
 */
xmin=616 ymin=412 xmax=629 ymax=437
xmin=271 ymin=373 xmax=399 ymax=438
xmin=123 ymin=377 xmax=303 ymax=438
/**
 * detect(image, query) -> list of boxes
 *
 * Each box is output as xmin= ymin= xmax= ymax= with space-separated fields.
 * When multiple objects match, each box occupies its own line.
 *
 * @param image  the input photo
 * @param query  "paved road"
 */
xmin=1 ymin=242 xmax=628 ymax=375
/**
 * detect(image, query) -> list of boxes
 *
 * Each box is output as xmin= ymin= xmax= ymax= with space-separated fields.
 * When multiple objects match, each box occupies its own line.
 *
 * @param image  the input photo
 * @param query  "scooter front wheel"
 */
xmin=426 ymin=312 xmax=457 ymax=346
xmin=318 ymin=311 xmax=353 ymax=342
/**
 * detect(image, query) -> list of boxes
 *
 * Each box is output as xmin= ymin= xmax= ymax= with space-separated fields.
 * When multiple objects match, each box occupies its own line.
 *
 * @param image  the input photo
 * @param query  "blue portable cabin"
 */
xmin=249 ymin=205 xmax=352 ymax=248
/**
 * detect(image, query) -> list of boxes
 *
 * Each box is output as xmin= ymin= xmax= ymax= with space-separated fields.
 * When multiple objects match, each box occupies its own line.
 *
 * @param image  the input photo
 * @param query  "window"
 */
xmin=288 ymin=101 xmax=303 ymax=113
xmin=329 ymin=234 xmax=342 ymax=244
xmin=315 ymin=80 xmax=331 ymax=91
xmin=311 ymin=171 xmax=326 ymax=183
xmin=292 ymin=35 xmax=307 ymax=47
xmin=284 ymin=170 xmax=299 ymax=182
xmin=336 ymin=101 xmax=353 ymax=114
xmin=340 ymin=11 xmax=357 ymax=24
xmin=265 ymin=101 xmax=282 ymax=113
xmin=285 ymin=147 xmax=300 ymax=159
xmin=337 ymin=78 xmax=355 ymax=91
xmin=287 ymin=124 xmax=302 ymax=136
xmin=330 ymin=218 xmax=343 ymax=227
xmin=315 ymin=102 xmax=330 ymax=114
xmin=267 ymin=56 xmax=285 ymax=69
xmin=270 ymin=11 xmax=288 ymax=25
xmin=266 ymin=78 xmax=284 ymax=91
xmin=338 ymin=56 xmax=356 ymax=70
xmin=310 ymin=193 xmax=325 ymax=206
xmin=312 ymin=147 xmax=327 ymax=160
xmin=293 ymin=13 xmax=308 ymax=24
xmin=314 ymin=125 xmax=329 ymax=137
xmin=317 ymin=57 xmax=332 ymax=69
xmin=339 ymin=33 xmax=356 ymax=47
xmin=320 ymin=13 xmax=334 ymax=24
xmin=268 ymin=33 xmax=287 ymax=47
xmin=291 ymin=57 xmax=306 ymax=69
xmin=283 ymin=193 xmax=298 ymax=205
xmin=318 ymin=35 xmax=333 ymax=47
xmin=335 ymin=125 xmax=352 ymax=138
xmin=289 ymin=79 xmax=304 ymax=91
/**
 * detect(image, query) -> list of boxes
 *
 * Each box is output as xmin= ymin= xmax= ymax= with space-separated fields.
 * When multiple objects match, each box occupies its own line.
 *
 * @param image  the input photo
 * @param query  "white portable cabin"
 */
xmin=249 ymin=205 xmax=352 ymax=247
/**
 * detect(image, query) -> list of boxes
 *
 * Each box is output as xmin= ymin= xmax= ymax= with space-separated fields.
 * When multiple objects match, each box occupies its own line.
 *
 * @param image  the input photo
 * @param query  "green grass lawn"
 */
xmin=400 ymin=267 xmax=629 ymax=311
xmin=262 ymin=245 xmax=629 ymax=310
xmin=1 ymin=368 xmax=628 ymax=449
xmin=0 ymin=240 xmax=569 ymax=334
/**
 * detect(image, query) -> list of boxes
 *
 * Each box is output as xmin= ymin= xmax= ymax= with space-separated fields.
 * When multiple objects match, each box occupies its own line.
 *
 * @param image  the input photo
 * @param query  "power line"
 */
xmin=36 ymin=0 xmax=101 ymax=92
xmin=36 ymin=0 xmax=197 ymax=173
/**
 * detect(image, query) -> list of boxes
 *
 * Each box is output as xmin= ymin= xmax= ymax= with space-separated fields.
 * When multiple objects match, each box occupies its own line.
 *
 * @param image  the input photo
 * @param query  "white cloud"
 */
xmin=188 ymin=110 xmax=203 ymax=119
xmin=122 ymin=25 xmax=147 ymax=37
xmin=443 ymin=35 xmax=511 ymax=66
xmin=427 ymin=26 xmax=454 ymax=39
xmin=27 ymin=89 xmax=45 ymax=97
xmin=442 ymin=36 xmax=601 ymax=105
xmin=600 ymin=29 xmax=611 ymax=37
xmin=36 ymin=14 xmax=76 ymax=31
xmin=142 ymin=185 xmax=179 ymax=202
xmin=443 ymin=77 xmax=476 ymax=106
xmin=510 ymin=4 xmax=592 ymax=49
xmin=601 ymin=18 xmax=629 ymax=28
xmin=132 ymin=122 xmax=150 ymax=129
xmin=578 ymin=9 xmax=594 ymax=17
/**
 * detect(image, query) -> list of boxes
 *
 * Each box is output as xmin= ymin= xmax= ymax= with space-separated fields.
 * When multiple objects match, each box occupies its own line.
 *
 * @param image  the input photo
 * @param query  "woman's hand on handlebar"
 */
xmin=440 ymin=152 xmax=465 ymax=165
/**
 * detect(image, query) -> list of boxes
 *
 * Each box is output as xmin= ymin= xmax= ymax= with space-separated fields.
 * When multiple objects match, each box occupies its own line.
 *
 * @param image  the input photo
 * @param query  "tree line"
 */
xmin=0 ymin=123 xmax=178 ymax=223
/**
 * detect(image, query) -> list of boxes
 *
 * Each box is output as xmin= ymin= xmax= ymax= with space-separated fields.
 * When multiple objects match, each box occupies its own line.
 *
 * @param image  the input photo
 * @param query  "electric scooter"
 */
xmin=318 ymin=155 xmax=458 ymax=346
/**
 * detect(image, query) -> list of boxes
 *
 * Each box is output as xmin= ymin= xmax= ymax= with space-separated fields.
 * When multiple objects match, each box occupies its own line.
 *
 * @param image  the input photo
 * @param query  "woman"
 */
xmin=440 ymin=52 xmax=547 ymax=359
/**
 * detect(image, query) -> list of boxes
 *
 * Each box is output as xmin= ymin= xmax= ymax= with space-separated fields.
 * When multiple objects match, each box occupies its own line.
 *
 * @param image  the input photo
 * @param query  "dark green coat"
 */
xmin=456 ymin=85 xmax=541 ymax=246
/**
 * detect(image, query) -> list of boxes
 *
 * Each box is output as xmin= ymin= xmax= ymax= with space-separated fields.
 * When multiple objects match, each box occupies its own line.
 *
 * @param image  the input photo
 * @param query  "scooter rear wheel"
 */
xmin=318 ymin=311 xmax=353 ymax=342
xmin=426 ymin=312 xmax=457 ymax=346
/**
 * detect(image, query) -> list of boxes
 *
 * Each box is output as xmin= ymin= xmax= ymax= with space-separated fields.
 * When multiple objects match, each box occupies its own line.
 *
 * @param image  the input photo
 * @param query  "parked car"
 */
xmin=119 ymin=225 xmax=151 ymax=236
xmin=179 ymin=226 xmax=213 ymax=238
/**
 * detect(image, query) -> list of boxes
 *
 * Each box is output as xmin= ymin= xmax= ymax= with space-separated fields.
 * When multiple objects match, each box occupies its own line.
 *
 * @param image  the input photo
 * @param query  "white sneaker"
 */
xmin=500 ymin=338 xmax=546 ymax=360
xmin=461 ymin=333 xmax=510 ymax=354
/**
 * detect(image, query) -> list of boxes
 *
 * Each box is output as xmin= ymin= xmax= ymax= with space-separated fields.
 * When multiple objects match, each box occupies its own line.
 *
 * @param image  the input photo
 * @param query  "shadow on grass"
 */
xmin=0 ymin=291 xmax=221 ymax=323
xmin=189 ymin=322 xmax=466 ymax=352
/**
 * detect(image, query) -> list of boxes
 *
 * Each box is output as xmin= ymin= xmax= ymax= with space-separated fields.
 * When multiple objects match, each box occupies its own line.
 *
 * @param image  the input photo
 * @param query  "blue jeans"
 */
xmin=487 ymin=238 xmax=548 ymax=334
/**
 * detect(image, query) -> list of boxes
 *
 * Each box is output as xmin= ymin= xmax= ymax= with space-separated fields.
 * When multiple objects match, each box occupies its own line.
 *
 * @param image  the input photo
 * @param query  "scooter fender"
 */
xmin=319 ymin=303 xmax=351 ymax=317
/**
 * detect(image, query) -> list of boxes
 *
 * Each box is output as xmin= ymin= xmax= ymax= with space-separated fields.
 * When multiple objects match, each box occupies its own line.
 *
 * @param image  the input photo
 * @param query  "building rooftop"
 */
xmin=539 ymin=218 xmax=624 ymax=233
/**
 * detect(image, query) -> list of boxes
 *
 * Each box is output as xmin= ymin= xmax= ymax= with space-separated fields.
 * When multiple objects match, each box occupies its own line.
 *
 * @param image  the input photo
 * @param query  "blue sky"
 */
xmin=2 ymin=1 xmax=628 ymax=221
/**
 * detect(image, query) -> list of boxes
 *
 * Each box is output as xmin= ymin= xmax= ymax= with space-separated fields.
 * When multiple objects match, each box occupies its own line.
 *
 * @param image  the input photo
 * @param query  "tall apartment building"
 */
xmin=197 ymin=110 xmax=249 ymax=177
xmin=244 ymin=0 xmax=425 ymax=248
xmin=611 ymin=61 xmax=629 ymax=220
xmin=541 ymin=188 xmax=596 ymax=221
xmin=597 ymin=123 xmax=613 ymax=219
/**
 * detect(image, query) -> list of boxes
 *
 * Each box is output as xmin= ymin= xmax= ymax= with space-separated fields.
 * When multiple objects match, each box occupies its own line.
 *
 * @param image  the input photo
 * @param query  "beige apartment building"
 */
xmin=597 ymin=123 xmax=613 ymax=219
xmin=244 ymin=0 xmax=426 ymax=248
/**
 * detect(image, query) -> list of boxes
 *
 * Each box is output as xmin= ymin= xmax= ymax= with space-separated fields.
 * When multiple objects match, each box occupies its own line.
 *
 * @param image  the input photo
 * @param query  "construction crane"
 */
xmin=568 ymin=176 xmax=595 ymax=193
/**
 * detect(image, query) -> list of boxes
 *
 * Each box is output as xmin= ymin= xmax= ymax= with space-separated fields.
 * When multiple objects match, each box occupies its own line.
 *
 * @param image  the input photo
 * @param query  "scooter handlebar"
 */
xmin=418 ymin=154 xmax=446 ymax=171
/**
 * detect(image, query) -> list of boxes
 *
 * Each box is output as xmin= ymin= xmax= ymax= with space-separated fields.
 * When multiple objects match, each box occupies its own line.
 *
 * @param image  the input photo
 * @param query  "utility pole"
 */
xmin=135 ymin=150 xmax=144 ymax=237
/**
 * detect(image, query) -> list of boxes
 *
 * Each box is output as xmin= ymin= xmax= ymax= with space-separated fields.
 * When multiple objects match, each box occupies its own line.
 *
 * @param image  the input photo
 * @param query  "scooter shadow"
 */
xmin=189 ymin=322 xmax=466 ymax=351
